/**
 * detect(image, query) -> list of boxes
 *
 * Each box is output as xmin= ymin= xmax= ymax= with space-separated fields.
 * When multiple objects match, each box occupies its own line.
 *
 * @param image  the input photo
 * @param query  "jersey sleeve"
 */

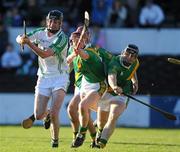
xmin=98 ymin=48 xmax=113 ymax=61
xmin=27 ymin=27 xmax=45 ymax=43
xmin=49 ymin=32 xmax=68 ymax=55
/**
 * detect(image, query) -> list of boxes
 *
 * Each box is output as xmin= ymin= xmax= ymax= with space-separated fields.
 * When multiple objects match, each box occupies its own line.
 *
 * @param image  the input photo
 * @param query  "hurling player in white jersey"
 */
xmin=16 ymin=10 xmax=69 ymax=148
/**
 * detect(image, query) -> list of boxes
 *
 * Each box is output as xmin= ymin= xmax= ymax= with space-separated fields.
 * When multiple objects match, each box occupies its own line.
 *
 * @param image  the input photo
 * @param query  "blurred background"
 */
xmin=0 ymin=0 xmax=180 ymax=128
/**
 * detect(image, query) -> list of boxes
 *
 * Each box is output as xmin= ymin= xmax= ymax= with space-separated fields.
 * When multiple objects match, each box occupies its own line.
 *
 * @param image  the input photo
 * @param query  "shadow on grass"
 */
xmin=112 ymin=141 xmax=180 ymax=147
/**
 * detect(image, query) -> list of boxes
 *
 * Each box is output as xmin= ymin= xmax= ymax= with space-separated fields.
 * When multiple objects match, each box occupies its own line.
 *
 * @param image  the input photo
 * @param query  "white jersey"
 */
xmin=27 ymin=27 xmax=69 ymax=78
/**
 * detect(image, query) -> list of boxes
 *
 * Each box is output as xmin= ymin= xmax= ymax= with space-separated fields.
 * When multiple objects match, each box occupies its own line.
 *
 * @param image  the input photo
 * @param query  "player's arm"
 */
xmin=108 ymin=73 xmax=123 ymax=95
xmin=16 ymin=35 xmax=54 ymax=58
xmin=131 ymin=72 xmax=138 ymax=95
xmin=26 ymin=39 xmax=54 ymax=58
xmin=108 ymin=60 xmax=123 ymax=95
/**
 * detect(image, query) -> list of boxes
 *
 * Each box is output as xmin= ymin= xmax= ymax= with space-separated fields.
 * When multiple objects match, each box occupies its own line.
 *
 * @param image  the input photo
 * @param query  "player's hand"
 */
xmin=67 ymin=51 xmax=77 ymax=64
xmin=74 ymin=47 xmax=79 ymax=55
xmin=132 ymin=81 xmax=138 ymax=95
xmin=21 ymin=35 xmax=30 ymax=45
xmin=112 ymin=86 xmax=123 ymax=95
xmin=16 ymin=35 xmax=30 ymax=45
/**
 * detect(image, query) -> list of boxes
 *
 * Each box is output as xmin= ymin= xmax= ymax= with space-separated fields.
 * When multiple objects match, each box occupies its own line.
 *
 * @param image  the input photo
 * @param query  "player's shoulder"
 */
xmin=57 ymin=30 xmax=68 ymax=38
xmin=56 ymin=30 xmax=68 ymax=43
xmin=27 ymin=27 xmax=46 ymax=36
xmin=32 ymin=27 xmax=45 ymax=33
xmin=134 ymin=58 xmax=140 ymax=67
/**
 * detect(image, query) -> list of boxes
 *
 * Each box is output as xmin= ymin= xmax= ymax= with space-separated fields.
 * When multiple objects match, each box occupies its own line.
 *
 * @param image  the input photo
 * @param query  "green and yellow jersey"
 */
xmin=108 ymin=55 xmax=139 ymax=95
xmin=76 ymin=45 xmax=113 ymax=83
xmin=68 ymin=46 xmax=82 ymax=88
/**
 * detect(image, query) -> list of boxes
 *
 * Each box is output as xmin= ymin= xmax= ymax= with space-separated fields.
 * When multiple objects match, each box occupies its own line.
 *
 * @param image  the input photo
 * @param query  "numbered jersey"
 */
xmin=27 ymin=27 xmax=69 ymax=78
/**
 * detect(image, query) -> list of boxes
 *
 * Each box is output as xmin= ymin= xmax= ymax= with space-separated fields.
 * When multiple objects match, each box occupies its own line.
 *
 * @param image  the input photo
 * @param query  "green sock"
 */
xmin=79 ymin=126 xmax=87 ymax=135
xmin=100 ymin=138 xmax=107 ymax=145
xmin=90 ymin=132 xmax=96 ymax=141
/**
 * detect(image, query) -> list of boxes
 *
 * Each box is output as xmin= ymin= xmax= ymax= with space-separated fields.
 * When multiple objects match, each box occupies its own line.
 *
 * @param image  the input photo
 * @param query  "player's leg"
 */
xmin=96 ymin=108 xmax=109 ymax=144
xmin=22 ymin=77 xmax=51 ymax=129
xmin=95 ymin=92 xmax=111 ymax=143
xmin=73 ymin=91 xmax=101 ymax=147
xmin=43 ymin=109 xmax=51 ymax=129
xmin=67 ymin=93 xmax=80 ymax=146
xmin=87 ymin=111 xmax=97 ymax=148
xmin=98 ymin=101 xmax=126 ymax=148
xmin=50 ymin=89 xmax=66 ymax=147
xmin=21 ymin=92 xmax=50 ymax=129
xmin=73 ymin=77 xmax=106 ymax=148
xmin=67 ymin=88 xmax=97 ymax=148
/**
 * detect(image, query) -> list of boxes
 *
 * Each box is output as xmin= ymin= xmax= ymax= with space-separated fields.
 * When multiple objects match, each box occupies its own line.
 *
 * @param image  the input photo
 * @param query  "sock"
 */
xmin=29 ymin=114 xmax=35 ymax=122
xmin=100 ymin=138 xmax=107 ymax=145
xmin=52 ymin=138 xmax=59 ymax=142
xmin=90 ymin=132 xmax=96 ymax=141
xmin=79 ymin=126 xmax=87 ymax=136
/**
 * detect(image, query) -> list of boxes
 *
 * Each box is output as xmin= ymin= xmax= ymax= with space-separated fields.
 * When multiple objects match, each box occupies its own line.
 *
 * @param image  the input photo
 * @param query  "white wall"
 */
xmin=10 ymin=27 xmax=180 ymax=55
xmin=104 ymin=28 xmax=180 ymax=55
xmin=0 ymin=93 xmax=150 ymax=127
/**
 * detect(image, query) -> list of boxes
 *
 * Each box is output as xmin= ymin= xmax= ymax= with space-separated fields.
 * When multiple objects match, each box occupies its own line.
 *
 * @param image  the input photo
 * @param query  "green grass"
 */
xmin=0 ymin=126 xmax=180 ymax=152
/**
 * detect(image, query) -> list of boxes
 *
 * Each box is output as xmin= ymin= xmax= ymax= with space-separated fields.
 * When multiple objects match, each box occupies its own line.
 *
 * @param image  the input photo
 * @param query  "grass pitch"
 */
xmin=0 ymin=126 xmax=180 ymax=152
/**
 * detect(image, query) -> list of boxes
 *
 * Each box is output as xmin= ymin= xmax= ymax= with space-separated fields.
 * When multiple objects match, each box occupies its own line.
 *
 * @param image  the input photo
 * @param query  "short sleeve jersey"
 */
xmin=108 ymin=55 xmax=139 ymax=94
xmin=27 ymin=27 xmax=69 ymax=78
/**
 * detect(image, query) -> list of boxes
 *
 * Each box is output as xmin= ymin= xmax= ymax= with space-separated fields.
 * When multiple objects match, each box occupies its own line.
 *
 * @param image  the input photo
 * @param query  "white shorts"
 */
xmin=80 ymin=76 xmax=107 ymax=97
xmin=74 ymin=86 xmax=80 ymax=96
xmin=98 ymin=92 xmax=128 ymax=112
xmin=35 ymin=73 xmax=69 ymax=97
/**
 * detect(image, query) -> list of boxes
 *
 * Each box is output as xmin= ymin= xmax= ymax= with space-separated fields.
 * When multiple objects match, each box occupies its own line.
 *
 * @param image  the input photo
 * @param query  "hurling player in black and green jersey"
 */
xmin=66 ymin=30 xmax=97 ymax=148
xmin=69 ymin=26 xmax=113 ymax=148
xmin=96 ymin=44 xmax=139 ymax=149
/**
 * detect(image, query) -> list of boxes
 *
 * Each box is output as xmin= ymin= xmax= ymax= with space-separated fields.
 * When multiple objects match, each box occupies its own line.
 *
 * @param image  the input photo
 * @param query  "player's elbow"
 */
xmin=40 ymin=50 xmax=54 ymax=59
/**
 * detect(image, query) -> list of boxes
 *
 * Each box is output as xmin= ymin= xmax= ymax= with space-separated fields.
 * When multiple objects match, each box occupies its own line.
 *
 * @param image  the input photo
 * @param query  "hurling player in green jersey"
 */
xmin=66 ymin=31 xmax=97 ymax=148
xmin=69 ymin=26 xmax=113 ymax=148
xmin=96 ymin=44 xmax=139 ymax=149
xmin=16 ymin=10 xmax=69 ymax=148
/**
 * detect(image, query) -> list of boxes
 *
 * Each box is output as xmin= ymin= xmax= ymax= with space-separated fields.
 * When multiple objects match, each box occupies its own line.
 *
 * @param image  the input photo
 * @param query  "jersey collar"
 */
xmin=45 ymin=28 xmax=62 ymax=38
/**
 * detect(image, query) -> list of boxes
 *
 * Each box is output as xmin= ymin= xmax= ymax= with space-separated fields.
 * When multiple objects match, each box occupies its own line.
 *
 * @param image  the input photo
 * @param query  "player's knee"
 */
xmin=67 ymin=103 xmax=75 ymax=115
xmin=49 ymin=109 xmax=59 ymax=121
xmin=108 ymin=113 xmax=119 ymax=122
xmin=79 ymin=102 xmax=87 ymax=112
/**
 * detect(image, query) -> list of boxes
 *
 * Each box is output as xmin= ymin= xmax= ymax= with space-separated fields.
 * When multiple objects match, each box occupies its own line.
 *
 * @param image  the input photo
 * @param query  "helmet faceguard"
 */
xmin=46 ymin=10 xmax=63 ymax=34
xmin=46 ymin=10 xmax=63 ymax=21
xmin=121 ymin=44 xmax=139 ymax=67
xmin=125 ymin=44 xmax=139 ymax=56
